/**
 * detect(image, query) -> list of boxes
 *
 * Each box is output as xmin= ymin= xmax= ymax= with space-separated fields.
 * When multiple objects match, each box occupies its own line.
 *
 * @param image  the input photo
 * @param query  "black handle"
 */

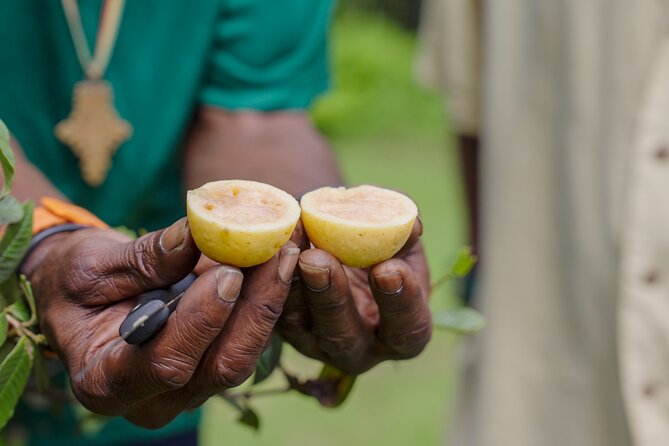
xmin=119 ymin=273 xmax=197 ymax=345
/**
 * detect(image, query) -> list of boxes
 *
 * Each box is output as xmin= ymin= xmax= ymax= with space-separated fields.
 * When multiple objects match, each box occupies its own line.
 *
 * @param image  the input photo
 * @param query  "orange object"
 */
xmin=32 ymin=197 xmax=108 ymax=235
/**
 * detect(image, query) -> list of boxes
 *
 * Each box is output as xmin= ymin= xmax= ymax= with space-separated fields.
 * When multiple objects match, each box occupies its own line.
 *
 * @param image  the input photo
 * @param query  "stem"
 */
xmin=223 ymin=386 xmax=291 ymax=401
xmin=6 ymin=313 xmax=44 ymax=344
xmin=430 ymin=272 xmax=454 ymax=292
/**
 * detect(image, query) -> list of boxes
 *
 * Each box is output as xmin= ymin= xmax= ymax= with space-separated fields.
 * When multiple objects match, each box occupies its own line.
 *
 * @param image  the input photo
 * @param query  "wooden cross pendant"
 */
xmin=55 ymin=80 xmax=132 ymax=187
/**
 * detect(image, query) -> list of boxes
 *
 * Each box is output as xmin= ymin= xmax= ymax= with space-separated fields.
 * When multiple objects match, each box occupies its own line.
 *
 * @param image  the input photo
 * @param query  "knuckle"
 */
xmin=307 ymin=297 xmax=348 ymax=314
xmin=258 ymin=302 xmax=282 ymax=326
xmin=148 ymin=356 xmax=194 ymax=390
xmin=71 ymin=374 xmax=121 ymax=416
xmin=277 ymin=311 xmax=308 ymax=331
xmin=215 ymin=360 xmax=252 ymax=388
xmin=124 ymin=236 xmax=157 ymax=285
xmin=384 ymin=320 xmax=433 ymax=359
xmin=61 ymin=249 xmax=102 ymax=297
xmin=174 ymin=310 xmax=223 ymax=348
xmin=317 ymin=334 xmax=361 ymax=358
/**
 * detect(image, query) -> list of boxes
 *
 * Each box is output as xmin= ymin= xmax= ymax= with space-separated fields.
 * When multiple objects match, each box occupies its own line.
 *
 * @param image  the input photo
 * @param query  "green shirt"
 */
xmin=0 ymin=0 xmax=331 ymax=231
xmin=0 ymin=0 xmax=332 ymax=445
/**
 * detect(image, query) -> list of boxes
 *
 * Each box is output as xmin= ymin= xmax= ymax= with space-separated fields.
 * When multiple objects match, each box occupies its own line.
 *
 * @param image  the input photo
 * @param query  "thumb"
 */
xmin=90 ymin=218 xmax=200 ymax=301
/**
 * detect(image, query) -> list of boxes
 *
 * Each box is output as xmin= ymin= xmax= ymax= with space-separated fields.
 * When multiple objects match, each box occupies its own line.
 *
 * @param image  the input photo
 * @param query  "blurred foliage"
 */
xmin=338 ymin=0 xmax=423 ymax=30
xmin=312 ymin=12 xmax=442 ymax=142
xmin=0 ymin=120 xmax=44 ymax=433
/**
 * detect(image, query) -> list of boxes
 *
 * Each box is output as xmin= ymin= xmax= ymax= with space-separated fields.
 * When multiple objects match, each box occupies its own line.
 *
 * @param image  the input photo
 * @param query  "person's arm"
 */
xmin=184 ymin=107 xmax=342 ymax=197
xmin=10 ymin=137 xmax=65 ymax=201
xmin=12 ymin=136 xmax=301 ymax=429
xmin=184 ymin=106 xmax=433 ymax=375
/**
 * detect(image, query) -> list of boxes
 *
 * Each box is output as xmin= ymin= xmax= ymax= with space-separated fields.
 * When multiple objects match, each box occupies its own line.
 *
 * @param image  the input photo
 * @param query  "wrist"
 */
xmin=19 ymin=228 xmax=82 ymax=279
xmin=19 ymin=197 xmax=109 ymax=279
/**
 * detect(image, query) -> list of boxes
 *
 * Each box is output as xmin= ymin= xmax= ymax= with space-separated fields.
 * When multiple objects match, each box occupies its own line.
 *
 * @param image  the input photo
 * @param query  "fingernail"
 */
xmin=217 ymin=266 xmax=243 ymax=302
xmin=374 ymin=272 xmax=404 ymax=295
xmin=299 ymin=261 xmax=330 ymax=292
xmin=278 ymin=246 xmax=301 ymax=284
xmin=160 ymin=219 xmax=187 ymax=252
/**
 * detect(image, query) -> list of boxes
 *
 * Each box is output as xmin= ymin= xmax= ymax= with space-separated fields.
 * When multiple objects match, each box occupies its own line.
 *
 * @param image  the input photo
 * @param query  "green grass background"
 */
xmin=200 ymin=11 xmax=467 ymax=446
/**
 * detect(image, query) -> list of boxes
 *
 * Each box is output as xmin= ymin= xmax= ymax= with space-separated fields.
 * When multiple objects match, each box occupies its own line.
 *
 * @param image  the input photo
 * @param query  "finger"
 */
xmin=71 ymin=265 xmax=243 ymax=413
xmin=194 ymin=254 xmax=218 ymax=275
xmin=369 ymin=258 xmax=432 ymax=359
xmin=73 ymin=218 xmax=201 ymax=304
xmin=290 ymin=219 xmax=311 ymax=251
xmin=394 ymin=216 xmax=423 ymax=257
xmin=299 ymin=249 xmax=369 ymax=367
xmin=277 ymin=220 xmax=323 ymax=357
xmin=277 ymin=280 xmax=324 ymax=360
xmin=200 ymin=242 xmax=299 ymax=390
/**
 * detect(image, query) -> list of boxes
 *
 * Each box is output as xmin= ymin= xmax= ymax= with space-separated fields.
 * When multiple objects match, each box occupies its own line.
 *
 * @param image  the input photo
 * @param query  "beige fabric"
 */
xmin=415 ymin=0 xmax=481 ymax=135
xmin=417 ymin=1 xmax=669 ymax=445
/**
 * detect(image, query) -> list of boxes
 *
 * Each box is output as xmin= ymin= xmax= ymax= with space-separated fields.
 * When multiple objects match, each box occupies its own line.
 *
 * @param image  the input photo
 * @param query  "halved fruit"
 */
xmin=187 ymin=180 xmax=301 ymax=267
xmin=300 ymin=185 xmax=418 ymax=268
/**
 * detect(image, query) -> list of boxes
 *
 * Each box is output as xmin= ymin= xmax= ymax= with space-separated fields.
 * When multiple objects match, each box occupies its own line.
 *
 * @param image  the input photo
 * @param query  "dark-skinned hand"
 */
xmin=21 ymin=218 xmax=300 ymax=429
xmin=277 ymin=219 xmax=432 ymax=375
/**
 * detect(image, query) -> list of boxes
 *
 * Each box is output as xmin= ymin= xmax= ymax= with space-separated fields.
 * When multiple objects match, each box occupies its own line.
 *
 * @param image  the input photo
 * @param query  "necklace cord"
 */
xmin=61 ymin=0 xmax=126 ymax=80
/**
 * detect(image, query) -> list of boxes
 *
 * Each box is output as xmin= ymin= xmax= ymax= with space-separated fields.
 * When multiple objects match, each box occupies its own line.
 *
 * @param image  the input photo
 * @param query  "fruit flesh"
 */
xmin=187 ymin=180 xmax=300 ymax=267
xmin=191 ymin=187 xmax=289 ymax=225
xmin=304 ymin=185 xmax=417 ymax=224
xmin=300 ymin=185 xmax=417 ymax=268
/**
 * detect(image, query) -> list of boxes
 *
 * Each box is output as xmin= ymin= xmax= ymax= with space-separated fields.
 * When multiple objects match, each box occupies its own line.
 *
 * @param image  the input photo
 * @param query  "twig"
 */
xmin=430 ymin=272 xmax=454 ymax=292
xmin=223 ymin=386 xmax=291 ymax=401
xmin=6 ymin=313 xmax=44 ymax=345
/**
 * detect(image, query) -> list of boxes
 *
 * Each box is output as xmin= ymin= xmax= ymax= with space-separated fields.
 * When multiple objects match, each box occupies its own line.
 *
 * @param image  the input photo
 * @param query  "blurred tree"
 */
xmin=338 ymin=0 xmax=423 ymax=30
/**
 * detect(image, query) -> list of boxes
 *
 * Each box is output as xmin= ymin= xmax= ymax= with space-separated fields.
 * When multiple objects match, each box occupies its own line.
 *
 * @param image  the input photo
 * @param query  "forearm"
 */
xmin=183 ymin=106 xmax=343 ymax=197
xmin=10 ymin=137 xmax=65 ymax=202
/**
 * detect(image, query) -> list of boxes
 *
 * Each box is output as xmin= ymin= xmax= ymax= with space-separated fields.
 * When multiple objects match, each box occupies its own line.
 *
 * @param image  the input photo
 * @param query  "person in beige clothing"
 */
xmin=418 ymin=1 xmax=669 ymax=445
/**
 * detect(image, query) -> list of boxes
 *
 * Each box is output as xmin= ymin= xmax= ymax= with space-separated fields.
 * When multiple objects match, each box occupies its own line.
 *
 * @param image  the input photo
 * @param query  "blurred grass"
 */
xmin=200 ymin=10 xmax=466 ymax=446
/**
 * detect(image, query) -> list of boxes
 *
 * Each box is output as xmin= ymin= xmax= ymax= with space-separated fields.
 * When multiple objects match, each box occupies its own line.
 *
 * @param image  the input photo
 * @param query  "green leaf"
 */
xmin=32 ymin=347 xmax=50 ymax=391
xmin=253 ymin=334 xmax=283 ymax=384
xmin=0 ymin=336 xmax=34 ymax=430
xmin=0 ymin=274 xmax=20 ymax=308
xmin=0 ymin=121 xmax=15 ymax=199
xmin=450 ymin=246 xmax=477 ymax=278
xmin=8 ymin=300 xmax=29 ymax=323
xmin=0 ymin=196 xmax=23 ymax=226
xmin=284 ymin=366 xmax=356 ymax=408
xmin=221 ymin=394 xmax=261 ymax=432
xmin=0 ymin=314 xmax=7 ymax=348
xmin=315 ymin=364 xmax=356 ymax=407
xmin=0 ymin=201 xmax=33 ymax=283
xmin=238 ymin=406 xmax=260 ymax=431
xmin=433 ymin=307 xmax=487 ymax=335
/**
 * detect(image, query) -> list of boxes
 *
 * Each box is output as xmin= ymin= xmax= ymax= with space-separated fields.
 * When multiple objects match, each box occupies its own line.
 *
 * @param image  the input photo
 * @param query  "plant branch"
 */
xmin=6 ymin=313 xmax=44 ymax=344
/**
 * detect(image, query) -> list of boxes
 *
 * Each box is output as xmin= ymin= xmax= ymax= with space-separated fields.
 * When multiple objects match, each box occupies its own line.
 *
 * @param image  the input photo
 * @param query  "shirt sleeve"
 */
xmin=199 ymin=0 xmax=334 ymax=111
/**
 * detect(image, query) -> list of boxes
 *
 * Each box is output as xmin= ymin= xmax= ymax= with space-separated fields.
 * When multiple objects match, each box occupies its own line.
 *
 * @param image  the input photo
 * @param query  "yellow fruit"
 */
xmin=187 ymin=180 xmax=301 ymax=267
xmin=300 ymin=185 xmax=418 ymax=268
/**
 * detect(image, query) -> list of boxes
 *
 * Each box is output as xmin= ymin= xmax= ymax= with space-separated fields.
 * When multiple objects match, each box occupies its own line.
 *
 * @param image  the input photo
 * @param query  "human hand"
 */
xmin=278 ymin=219 xmax=432 ymax=375
xmin=22 ymin=219 xmax=300 ymax=428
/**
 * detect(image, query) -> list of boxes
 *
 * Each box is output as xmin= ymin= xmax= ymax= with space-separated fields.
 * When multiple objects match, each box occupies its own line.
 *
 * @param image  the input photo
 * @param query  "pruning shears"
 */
xmin=119 ymin=273 xmax=196 ymax=345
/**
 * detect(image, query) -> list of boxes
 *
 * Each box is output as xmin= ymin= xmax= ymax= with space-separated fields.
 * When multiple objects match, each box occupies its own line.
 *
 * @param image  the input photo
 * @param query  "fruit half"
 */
xmin=187 ymin=180 xmax=301 ymax=267
xmin=300 ymin=185 xmax=418 ymax=268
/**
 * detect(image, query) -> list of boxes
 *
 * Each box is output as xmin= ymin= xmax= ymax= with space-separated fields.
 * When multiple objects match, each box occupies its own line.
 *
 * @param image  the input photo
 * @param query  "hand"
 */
xmin=278 ymin=219 xmax=432 ymax=375
xmin=22 ymin=219 xmax=300 ymax=428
